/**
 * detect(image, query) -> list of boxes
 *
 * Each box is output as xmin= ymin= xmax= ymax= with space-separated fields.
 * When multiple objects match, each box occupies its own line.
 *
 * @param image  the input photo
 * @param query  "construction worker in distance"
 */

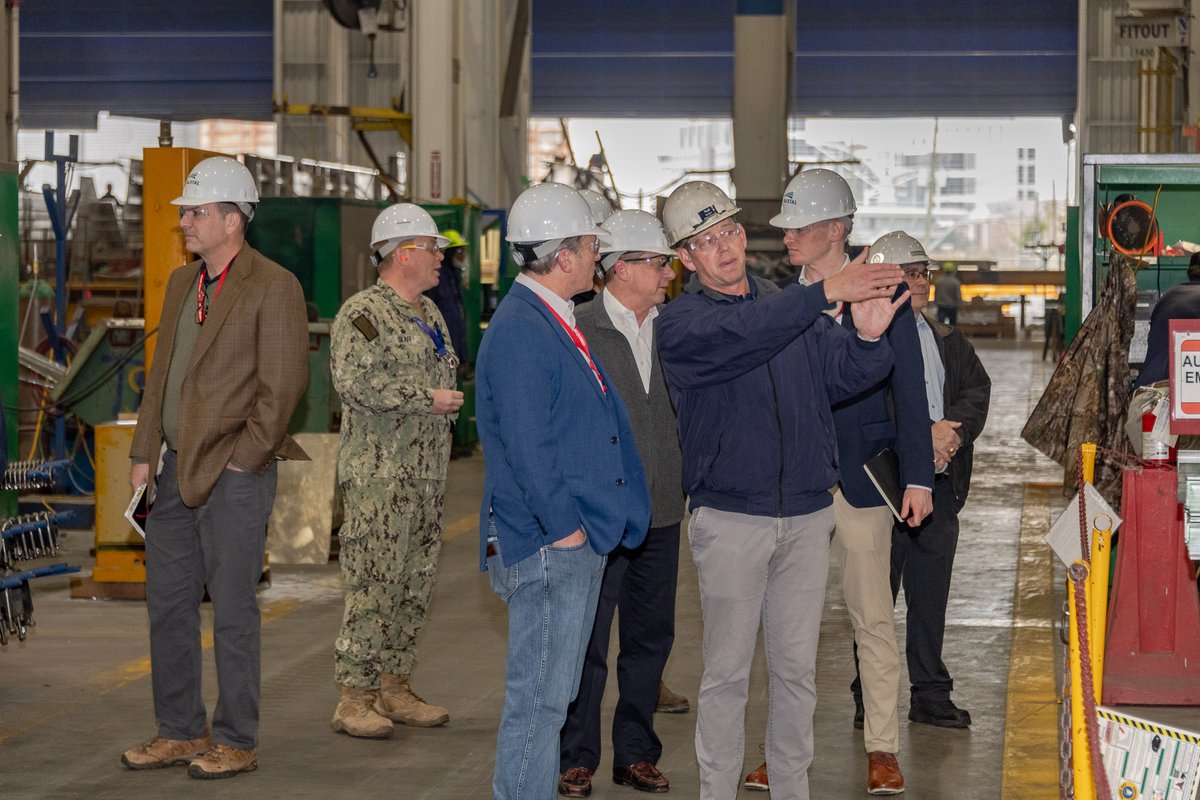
xmin=655 ymin=180 xmax=908 ymax=800
xmin=557 ymin=210 xmax=685 ymax=797
xmin=423 ymin=227 xmax=469 ymax=377
xmin=122 ymin=156 xmax=310 ymax=779
xmin=745 ymin=169 xmax=933 ymax=796
xmin=328 ymin=203 xmax=463 ymax=739
xmin=933 ymin=262 xmax=962 ymax=326
xmin=872 ymin=230 xmax=990 ymax=731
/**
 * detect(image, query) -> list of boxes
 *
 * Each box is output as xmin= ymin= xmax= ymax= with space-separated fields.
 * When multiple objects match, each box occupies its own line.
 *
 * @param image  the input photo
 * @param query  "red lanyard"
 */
xmin=534 ymin=296 xmax=606 ymax=394
xmin=196 ymin=259 xmax=233 ymax=324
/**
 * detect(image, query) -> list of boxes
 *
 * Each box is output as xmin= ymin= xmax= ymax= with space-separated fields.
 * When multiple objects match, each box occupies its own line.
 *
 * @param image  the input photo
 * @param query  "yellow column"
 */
xmin=1089 ymin=515 xmax=1113 ymax=702
xmin=141 ymin=147 xmax=221 ymax=368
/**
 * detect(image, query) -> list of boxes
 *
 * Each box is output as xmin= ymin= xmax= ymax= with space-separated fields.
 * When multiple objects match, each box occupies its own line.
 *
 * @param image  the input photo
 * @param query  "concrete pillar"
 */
xmin=732 ymin=0 xmax=793 ymax=226
xmin=410 ymin=0 xmax=463 ymax=202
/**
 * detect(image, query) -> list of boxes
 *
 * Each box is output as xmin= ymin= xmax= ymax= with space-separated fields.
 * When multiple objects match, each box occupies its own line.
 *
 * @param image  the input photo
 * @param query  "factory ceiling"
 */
xmin=18 ymin=0 xmax=1076 ymax=129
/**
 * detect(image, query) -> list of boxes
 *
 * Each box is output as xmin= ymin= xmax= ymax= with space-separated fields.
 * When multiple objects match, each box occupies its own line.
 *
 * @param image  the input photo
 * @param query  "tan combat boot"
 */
xmin=375 ymin=673 xmax=449 ymax=727
xmin=331 ymin=686 xmax=395 ymax=739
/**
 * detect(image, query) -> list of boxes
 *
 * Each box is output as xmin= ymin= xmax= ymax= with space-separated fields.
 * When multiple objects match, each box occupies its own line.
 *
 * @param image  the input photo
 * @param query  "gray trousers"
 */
xmin=145 ymin=449 xmax=277 ymax=749
xmin=689 ymin=505 xmax=834 ymax=800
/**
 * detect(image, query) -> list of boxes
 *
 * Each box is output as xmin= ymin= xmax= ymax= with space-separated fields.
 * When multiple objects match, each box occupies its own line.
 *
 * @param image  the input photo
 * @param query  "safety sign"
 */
xmin=1099 ymin=706 xmax=1200 ymax=800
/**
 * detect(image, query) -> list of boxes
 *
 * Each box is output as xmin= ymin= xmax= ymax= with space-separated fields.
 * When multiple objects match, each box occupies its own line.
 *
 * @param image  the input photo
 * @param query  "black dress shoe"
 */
xmin=613 ymin=762 xmax=669 ymax=793
xmin=908 ymin=696 xmax=971 ymax=728
xmin=853 ymin=696 xmax=864 ymax=730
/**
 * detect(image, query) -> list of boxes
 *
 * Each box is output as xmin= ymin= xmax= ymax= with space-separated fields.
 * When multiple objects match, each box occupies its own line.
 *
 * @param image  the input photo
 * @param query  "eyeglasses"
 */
xmin=577 ymin=239 xmax=601 ymax=255
xmin=401 ymin=242 xmax=441 ymax=254
xmin=685 ymin=223 xmax=741 ymax=254
xmin=178 ymin=206 xmax=212 ymax=220
xmin=624 ymin=255 xmax=673 ymax=269
xmin=902 ymin=267 xmax=932 ymax=281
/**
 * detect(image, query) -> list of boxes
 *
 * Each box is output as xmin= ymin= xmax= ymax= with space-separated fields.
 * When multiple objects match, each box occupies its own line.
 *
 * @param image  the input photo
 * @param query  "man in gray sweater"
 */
xmin=558 ymin=210 xmax=685 ymax=797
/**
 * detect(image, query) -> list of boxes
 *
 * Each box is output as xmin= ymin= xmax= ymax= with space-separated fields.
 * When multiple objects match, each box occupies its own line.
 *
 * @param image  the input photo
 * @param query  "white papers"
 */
xmin=1045 ymin=483 xmax=1122 ymax=567
xmin=125 ymin=483 xmax=148 ymax=540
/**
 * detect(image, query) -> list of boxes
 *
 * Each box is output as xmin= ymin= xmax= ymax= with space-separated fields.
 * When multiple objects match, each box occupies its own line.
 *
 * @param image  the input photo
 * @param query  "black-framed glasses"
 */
xmin=902 ymin=268 xmax=932 ymax=281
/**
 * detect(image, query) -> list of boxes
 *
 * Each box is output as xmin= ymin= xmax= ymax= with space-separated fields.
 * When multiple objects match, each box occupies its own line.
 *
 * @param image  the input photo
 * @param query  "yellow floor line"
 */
xmin=1001 ymin=482 xmax=1062 ymax=798
xmin=441 ymin=510 xmax=478 ymax=542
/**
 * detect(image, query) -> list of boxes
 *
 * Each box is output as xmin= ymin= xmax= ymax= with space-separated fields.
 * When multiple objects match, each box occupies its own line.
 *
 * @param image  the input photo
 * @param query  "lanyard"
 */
xmin=196 ymin=259 xmax=233 ymax=325
xmin=533 ymin=296 xmax=606 ymax=394
xmin=409 ymin=315 xmax=460 ymax=369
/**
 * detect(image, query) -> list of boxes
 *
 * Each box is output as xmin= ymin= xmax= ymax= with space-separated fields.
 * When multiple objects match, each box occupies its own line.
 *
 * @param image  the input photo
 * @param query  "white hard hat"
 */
xmin=662 ymin=181 xmax=740 ymax=247
xmin=869 ymin=230 xmax=930 ymax=266
xmin=599 ymin=210 xmax=674 ymax=271
xmin=507 ymin=183 xmax=605 ymax=265
xmin=370 ymin=203 xmax=450 ymax=265
xmin=769 ymin=168 xmax=856 ymax=229
xmin=171 ymin=156 xmax=259 ymax=220
xmin=577 ymin=188 xmax=617 ymax=225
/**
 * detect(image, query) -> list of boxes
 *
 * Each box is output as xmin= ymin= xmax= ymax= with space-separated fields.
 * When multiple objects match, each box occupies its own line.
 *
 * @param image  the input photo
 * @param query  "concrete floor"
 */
xmin=0 ymin=341 xmax=1074 ymax=799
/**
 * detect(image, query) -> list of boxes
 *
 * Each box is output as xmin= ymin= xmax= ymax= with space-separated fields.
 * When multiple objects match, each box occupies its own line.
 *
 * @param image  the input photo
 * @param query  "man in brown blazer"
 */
xmin=121 ymin=156 xmax=309 ymax=780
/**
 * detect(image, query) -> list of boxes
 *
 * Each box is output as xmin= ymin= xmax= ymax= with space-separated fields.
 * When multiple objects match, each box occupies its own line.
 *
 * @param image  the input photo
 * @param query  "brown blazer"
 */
xmin=131 ymin=245 xmax=310 ymax=507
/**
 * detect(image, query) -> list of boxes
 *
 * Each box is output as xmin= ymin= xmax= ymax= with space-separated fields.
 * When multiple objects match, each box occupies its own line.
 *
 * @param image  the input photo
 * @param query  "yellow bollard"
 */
xmin=1081 ymin=443 xmax=1097 ymax=486
xmin=1068 ymin=561 xmax=1097 ymax=800
xmin=1089 ymin=515 xmax=1113 ymax=703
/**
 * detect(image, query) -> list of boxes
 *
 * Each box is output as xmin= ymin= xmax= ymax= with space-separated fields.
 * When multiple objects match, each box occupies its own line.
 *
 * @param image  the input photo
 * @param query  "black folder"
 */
xmin=863 ymin=447 xmax=905 ymax=523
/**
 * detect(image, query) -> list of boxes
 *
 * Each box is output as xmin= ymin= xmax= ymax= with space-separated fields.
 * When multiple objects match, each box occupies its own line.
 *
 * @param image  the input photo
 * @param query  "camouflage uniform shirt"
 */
xmin=331 ymin=279 xmax=459 ymax=484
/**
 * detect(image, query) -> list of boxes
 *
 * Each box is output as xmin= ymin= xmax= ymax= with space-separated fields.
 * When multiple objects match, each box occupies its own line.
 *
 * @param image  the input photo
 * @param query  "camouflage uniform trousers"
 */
xmin=334 ymin=477 xmax=446 ymax=689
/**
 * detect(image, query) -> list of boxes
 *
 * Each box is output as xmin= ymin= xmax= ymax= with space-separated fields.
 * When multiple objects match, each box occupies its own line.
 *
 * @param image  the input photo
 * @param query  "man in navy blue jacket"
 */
xmin=656 ymin=181 xmax=908 ymax=800
xmin=746 ymin=172 xmax=933 ymax=796
xmin=476 ymin=183 xmax=651 ymax=800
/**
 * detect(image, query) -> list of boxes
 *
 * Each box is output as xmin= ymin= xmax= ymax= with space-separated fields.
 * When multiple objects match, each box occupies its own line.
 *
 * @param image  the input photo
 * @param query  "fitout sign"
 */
xmin=1115 ymin=15 xmax=1187 ymax=49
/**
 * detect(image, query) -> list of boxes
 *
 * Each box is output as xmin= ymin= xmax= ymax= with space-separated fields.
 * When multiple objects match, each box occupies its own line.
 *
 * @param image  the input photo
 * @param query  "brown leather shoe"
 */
xmin=867 ymin=751 xmax=905 ymax=795
xmin=655 ymin=680 xmax=690 ymax=714
xmin=121 ymin=732 xmax=211 ymax=770
xmin=744 ymin=761 xmax=769 ymax=791
xmin=187 ymin=743 xmax=258 ymax=779
xmin=558 ymin=766 xmax=593 ymax=797
xmin=613 ymin=762 xmax=669 ymax=793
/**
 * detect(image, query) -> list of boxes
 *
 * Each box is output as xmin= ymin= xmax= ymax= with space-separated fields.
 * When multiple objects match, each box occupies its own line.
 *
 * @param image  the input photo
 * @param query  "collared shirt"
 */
xmin=602 ymin=290 xmax=657 ymax=394
xmin=915 ymin=313 xmax=949 ymax=475
xmin=796 ymin=254 xmax=850 ymax=321
xmin=516 ymin=271 xmax=576 ymax=327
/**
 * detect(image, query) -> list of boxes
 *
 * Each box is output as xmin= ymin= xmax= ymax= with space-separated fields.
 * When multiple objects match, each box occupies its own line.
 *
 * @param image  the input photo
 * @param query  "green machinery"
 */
xmin=1077 ymin=154 xmax=1200 ymax=349
xmin=1 ymin=163 xmax=17 ymax=518
xmin=246 ymin=198 xmax=502 ymax=448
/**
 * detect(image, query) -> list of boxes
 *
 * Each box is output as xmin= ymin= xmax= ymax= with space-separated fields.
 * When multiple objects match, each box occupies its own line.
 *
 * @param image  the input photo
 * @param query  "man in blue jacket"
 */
xmin=476 ymin=183 xmax=651 ymax=800
xmin=746 ymin=173 xmax=933 ymax=796
xmin=656 ymin=181 xmax=908 ymax=800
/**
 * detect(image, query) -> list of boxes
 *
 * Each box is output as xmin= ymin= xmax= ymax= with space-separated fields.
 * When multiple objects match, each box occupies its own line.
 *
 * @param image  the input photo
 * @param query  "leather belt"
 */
xmin=486 ymin=542 xmax=497 ymax=558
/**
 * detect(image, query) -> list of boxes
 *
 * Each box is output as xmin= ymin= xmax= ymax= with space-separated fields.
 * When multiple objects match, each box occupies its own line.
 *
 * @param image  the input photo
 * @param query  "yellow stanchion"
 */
xmin=1089 ymin=515 xmax=1113 ymax=703
xmin=1081 ymin=443 xmax=1097 ymax=486
xmin=1068 ymin=561 xmax=1097 ymax=800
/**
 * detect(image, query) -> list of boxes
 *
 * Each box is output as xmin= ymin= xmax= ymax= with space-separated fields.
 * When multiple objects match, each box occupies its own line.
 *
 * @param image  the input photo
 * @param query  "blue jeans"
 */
xmin=488 ymin=530 xmax=606 ymax=800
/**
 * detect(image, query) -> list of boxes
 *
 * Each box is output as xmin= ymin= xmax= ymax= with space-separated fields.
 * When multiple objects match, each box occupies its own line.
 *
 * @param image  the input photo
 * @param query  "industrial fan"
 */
xmin=1102 ymin=194 xmax=1162 ymax=257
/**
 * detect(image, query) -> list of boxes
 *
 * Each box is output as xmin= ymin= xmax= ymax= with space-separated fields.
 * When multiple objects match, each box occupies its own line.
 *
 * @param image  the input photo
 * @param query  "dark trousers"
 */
xmin=937 ymin=306 xmax=958 ymax=326
xmin=145 ymin=450 xmax=277 ymax=749
xmin=890 ymin=479 xmax=961 ymax=700
xmin=560 ymin=522 xmax=681 ymax=772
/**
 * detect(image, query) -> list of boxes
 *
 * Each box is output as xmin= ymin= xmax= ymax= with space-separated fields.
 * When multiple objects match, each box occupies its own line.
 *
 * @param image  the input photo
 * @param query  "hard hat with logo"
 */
xmin=577 ymin=188 xmax=617 ymax=225
xmin=440 ymin=228 xmax=469 ymax=249
xmin=868 ymin=231 xmax=930 ymax=267
xmin=599 ymin=210 xmax=675 ymax=271
xmin=662 ymin=181 xmax=741 ymax=247
xmin=769 ymin=168 xmax=856 ymax=230
xmin=370 ymin=203 xmax=450 ymax=266
xmin=506 ymin=183 xmax=605 ymax=266
xmin=171 ymin=156 xmax=260 ymax=220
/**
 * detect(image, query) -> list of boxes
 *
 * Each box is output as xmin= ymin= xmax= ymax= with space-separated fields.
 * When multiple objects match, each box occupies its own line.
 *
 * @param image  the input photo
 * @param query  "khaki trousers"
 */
xmin=832 ymin=487 xmax=900 ymax=754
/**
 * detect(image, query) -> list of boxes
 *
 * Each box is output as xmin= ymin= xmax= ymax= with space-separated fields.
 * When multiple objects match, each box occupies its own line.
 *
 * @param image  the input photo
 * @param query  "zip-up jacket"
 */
xmin=656 ymin=274 xmax=894 ymax=518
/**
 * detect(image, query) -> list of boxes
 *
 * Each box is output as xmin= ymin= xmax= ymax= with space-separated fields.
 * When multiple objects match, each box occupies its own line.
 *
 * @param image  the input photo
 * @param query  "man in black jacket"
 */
xmin=885 ymin=232 xmax=991 ymax=729
xmin=558 ymin=210 xmax=684 ymax=797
